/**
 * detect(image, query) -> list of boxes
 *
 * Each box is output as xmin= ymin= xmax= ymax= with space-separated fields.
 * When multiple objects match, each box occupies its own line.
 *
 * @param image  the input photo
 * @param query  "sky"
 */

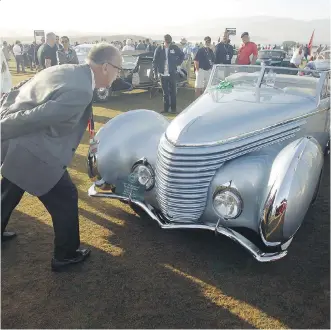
xmin=0 ymin=0 xmax=330 ymax=35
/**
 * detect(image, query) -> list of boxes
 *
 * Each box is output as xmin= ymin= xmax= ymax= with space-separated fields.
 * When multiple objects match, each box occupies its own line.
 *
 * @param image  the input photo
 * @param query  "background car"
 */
xmin=256 ymin=49 xmax=291 ymax=67
xmin=313 ymin=50 xmax=331 ymax=71
xmin=74 ymin=44 xmax=133 ymax=102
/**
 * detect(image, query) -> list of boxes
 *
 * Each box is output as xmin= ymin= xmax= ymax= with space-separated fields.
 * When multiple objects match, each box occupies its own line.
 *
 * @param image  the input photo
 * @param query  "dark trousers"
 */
xmin=160 ymin=73 xmax=177 ymax=112
xmin=27 ymin=54 xmax=35 ymax=68
xmin=15 ymin=55 xmax=25 ymax=73
xmin=1 ymin=171 xmax=80 ymax=259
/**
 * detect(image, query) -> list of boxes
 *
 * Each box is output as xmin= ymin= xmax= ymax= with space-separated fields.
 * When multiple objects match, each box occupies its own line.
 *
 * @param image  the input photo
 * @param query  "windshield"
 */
xmin=207 ymin=65 xmax=322 ymax=97
xmin=258 ymin=50 xmax=285 ymax=59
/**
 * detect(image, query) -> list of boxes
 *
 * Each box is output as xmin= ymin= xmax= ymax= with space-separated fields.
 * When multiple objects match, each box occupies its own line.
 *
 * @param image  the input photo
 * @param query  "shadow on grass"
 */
xmin=2 ymin=157 xmax=329 ymax=328
xmin=2 ymin=209 xmax=256 ymax=329
xmin=73 ymin=156 xmax=329 ymax=329
xmin=69 ymin=127 xmax=330 ymax=328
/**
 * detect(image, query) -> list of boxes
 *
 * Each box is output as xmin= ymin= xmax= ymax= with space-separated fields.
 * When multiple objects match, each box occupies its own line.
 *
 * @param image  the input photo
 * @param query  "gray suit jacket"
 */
xmin=1 ymin=64 xmax=94 ymax=196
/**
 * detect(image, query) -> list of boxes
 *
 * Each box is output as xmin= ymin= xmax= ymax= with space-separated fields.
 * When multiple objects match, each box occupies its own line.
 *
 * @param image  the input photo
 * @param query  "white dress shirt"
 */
xmin=122 ymin=45 xmax=135 ymax=51
xmin=1 ymin=49 xmax=12 ymax=93
xmin=13 ymin=44 xmax=22 ymax=56
xmin=162 ymin=47 xmax=170 ymax=76
xmin=290 ymin=50 xmax=304 ymax=66
xmin=90 ymin=68 xmax=95 ymax=90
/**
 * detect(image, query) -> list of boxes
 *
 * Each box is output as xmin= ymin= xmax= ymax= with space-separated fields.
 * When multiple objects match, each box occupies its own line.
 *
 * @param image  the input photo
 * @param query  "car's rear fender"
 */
xmin=259 ymin=136 xmax=324 ymax=246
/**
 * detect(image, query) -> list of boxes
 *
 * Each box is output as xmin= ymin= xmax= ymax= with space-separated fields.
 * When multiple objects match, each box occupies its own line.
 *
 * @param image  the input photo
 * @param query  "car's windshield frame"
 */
xmin=206 ymin=64 xmax=328 ymax=98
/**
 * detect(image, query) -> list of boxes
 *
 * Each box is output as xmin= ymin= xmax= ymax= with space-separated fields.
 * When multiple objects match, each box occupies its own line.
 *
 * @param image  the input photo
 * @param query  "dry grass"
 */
xmin=1 ymin=59 xmax=330 ymax=329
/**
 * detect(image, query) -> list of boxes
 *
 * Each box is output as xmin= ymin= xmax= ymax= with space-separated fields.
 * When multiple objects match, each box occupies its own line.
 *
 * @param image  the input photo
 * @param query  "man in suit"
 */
xmin=1 ymin=43 xmax=122 ymax=271
xmin=153 ymin=34 xmax=184 ymax=113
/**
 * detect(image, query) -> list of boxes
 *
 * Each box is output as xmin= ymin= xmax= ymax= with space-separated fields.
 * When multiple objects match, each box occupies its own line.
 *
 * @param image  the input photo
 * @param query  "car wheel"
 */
xmin=311 ymin=168 xmax=323 ymax=205
xmin=94 ymin=87 xmax=111 ymax=103
xmin=325 ymin=140 xmax=330 ymax=156
xmin=130 ymin=203 xmax=147 ymax=219
xmin=281 ymin=237 xmax=293 ymax=251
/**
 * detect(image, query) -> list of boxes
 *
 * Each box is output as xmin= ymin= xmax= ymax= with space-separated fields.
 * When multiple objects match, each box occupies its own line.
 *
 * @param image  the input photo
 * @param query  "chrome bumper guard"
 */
xmin=88 ymin=183 xmax=287 ymax=262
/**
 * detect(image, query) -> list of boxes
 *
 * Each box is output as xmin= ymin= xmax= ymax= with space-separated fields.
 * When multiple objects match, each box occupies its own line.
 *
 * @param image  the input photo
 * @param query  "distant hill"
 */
xmin=157 ymin=16 xmax=330 ymax=45
xmin=2 ymin=34 xmax=149 ymax=44
xmin=1 ymin=16 xmax=329 ymax=45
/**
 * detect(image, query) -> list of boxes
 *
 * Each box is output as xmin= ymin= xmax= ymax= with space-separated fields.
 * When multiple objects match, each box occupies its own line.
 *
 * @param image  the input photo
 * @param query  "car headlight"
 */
xmin=131 ymin=159 xmax=155 ymax=191
xmin=212 ymin=187 xmax=243 ymax=219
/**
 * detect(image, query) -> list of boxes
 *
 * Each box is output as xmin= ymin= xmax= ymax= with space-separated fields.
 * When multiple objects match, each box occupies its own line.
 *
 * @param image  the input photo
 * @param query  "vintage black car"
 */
xmin=256 ymin=49 xmax=291 ymax=67
xmin=75 ymin=46 xmax=189 ymax=102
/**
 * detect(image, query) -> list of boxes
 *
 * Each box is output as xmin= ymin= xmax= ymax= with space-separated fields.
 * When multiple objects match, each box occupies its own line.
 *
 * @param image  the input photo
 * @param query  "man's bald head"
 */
xmin=87 ymin=43 xmax=120 ymax=65
xmin=87 ymin=43 xmax=122 ymax=89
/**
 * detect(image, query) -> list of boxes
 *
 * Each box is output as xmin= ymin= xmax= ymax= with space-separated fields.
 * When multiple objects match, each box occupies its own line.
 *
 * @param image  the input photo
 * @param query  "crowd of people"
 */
xmin=1 ymin=33 xmax=79 ymax=74
xmin=112 ymin=38 xmax=158 ymax=52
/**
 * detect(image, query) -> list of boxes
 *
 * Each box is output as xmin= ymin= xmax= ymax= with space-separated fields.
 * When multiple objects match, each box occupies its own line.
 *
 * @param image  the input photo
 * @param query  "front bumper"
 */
xmin=88 ymin=183 xmax=287 ymax=262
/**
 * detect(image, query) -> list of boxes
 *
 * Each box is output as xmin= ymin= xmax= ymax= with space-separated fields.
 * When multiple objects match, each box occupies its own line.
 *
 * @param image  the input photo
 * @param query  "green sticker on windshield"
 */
xmin=216 ymin=80 xmax=234 ymax=89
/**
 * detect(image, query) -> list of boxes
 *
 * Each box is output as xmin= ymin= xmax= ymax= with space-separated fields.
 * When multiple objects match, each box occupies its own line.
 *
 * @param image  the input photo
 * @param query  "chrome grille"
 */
xmin=155 ymin=120 xmax=304 ymax=223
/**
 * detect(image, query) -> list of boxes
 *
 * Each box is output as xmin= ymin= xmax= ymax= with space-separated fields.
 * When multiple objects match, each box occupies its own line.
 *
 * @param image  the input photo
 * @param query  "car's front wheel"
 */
xmin=94 ymin=87 xmax=111 ymax=103
xmin=130 ymin=203 xmax=148 ymax=219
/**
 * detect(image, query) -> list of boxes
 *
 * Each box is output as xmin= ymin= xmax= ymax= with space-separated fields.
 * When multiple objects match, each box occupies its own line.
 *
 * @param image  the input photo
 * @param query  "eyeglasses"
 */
xmin=61 ymin=40 xmax=69 ymax=44
xmin=106 ymin=62 xmax=122 ymax=71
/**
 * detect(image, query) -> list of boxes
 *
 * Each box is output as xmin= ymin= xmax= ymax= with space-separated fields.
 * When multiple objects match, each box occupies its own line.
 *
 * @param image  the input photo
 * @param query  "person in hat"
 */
xmin=236 ymin=32 xmax=258 ymax=65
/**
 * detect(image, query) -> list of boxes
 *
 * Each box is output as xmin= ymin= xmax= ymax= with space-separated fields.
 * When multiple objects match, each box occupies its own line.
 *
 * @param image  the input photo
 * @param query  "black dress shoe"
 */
xmin=2 ymin=231 xmax=17 ymax=242
xmin=51 ymin=248 xmax=91 ymax=272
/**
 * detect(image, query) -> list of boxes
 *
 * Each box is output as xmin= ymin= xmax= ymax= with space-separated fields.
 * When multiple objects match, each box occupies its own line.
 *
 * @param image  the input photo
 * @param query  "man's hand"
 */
xmin=1 ymin=61 xmax=6 ymax=73
xmin=251 ymin=55 xmax=257 ymax=65
xmin=45 ymin=58 xmax=51 ymax=68
xmin=194 ymin=61 xmax=199 ymax=72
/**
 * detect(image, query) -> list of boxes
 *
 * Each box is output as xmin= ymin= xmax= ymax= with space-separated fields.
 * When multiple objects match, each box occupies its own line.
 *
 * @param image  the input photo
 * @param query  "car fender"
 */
xmin=96 ymin=110 xmax=169 ymax=186
xmin=202 ymin=146 xmax=281 ymax=230
xmin=259 ymin=136 xmax=324 ymax=246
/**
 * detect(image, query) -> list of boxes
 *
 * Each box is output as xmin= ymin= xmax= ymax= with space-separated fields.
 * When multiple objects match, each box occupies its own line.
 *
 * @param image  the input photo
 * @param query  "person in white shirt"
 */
xmin=2 ymin=41 xmax=11 ymax=61
xmin=1 ymin=49 xmax=12 ymax=96
xmin=12 ymin=40 xmax=26 ymax=73
xmin=290 ymin=46 xmax=304 ymax=68
xmin=122 ymin=39 xmax=135 ymax=51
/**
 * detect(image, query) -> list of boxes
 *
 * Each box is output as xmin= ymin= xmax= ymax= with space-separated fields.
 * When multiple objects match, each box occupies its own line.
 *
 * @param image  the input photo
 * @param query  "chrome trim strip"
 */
xmin=156 ymin=123 xmax=300 ymax=223
xmin=88 ymin=183 xmax=288 ymax=262
xmin=167 ymin=108 xmax=328 ymax=147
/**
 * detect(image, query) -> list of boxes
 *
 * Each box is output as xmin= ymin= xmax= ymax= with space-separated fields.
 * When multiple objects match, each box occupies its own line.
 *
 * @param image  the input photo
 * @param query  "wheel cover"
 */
xmin=97 ymin=88 xmax=109 ymax=100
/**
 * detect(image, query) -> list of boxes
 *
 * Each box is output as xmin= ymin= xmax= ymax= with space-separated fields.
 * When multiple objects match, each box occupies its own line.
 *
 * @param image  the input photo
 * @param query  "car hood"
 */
xmin=166 ymin=87 xmax=315 ymax=146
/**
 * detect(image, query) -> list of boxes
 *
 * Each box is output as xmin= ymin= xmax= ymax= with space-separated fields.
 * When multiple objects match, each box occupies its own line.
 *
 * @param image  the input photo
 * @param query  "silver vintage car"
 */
xmin=87 ymin=65 xmax=330 ymax=262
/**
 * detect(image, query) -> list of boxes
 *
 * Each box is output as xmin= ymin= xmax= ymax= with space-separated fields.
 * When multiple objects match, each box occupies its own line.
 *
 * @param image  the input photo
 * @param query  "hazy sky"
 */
xmin=0 ymin=0 xmax=330 ymax=34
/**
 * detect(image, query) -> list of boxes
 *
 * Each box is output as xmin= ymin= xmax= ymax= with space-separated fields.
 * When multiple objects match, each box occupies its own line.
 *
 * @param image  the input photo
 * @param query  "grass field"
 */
xmin=1 ymin=60 xmax=330 ymax=329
